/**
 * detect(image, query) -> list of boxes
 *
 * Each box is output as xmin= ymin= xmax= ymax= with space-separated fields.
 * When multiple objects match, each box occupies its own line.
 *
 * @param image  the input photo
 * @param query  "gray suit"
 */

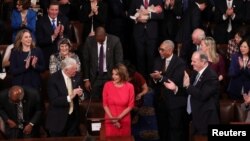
xmin=82 ymin=34 xmax=123 ymax=99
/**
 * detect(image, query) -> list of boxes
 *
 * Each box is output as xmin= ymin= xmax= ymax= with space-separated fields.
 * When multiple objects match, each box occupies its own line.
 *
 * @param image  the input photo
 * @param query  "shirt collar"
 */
xmin=48 ymin=16 xmax=57 ymax=22
xmin=165 ymin=54 xmax=173 ymax=62
xmin=97 ymin=36 xmax=107 ymax=46
xmin=198 ymin=64 xmax=208 ymax=76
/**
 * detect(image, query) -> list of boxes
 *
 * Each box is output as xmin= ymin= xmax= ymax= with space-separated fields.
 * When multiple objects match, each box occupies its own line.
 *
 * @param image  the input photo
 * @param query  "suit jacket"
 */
xmin=214 ymin=0 xmax=244 ymax=43
xmin=0 ymin=86 xmax=42 ymax=128
xmin=128 ymin=0 xmax=164 ymax=39
xmin=79 ymin=0 xmax=107 ymax=42
xmin=227 ymin=53 xmax=250 ymax=100
xmin=152 ymin=55 xmax=186 ymax=109
xmin=46 ymin=71 xmax=80 ymax=132
xmin=36 ymin=14 xmax=70 ymax=53
xmin=11 ymin=9 xmax=37 ymax=41
xmin=175 ymin=2 xmax=203 ymax=44
xmin=82 ymin=34 xmax=123 ymax=82
xmin=186 ymin=67 xmax=220 ymax=135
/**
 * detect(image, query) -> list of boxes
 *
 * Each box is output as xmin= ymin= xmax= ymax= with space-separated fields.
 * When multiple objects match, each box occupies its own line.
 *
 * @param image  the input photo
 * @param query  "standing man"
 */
xmin=0 ymin=86 xmax=42 ymax=139
xmin=175 ymin=0 xmax=207 ymax=65
xmin=150 ymin=40 xmax=187 ymax=141
xmin=82 ymin=26 xmax=123 ymax=100
xmin=128 ymin=0 xmax=163 ymax=79
xmin=46 ymin=57 xmax=83 ymax=137
xmin=191 ymin=28 xmax=206 ymax=52
xmin=166 ymin=51 xmax=220 ymax=136
xmin=36 ymin=0 xmax=70 ymax=69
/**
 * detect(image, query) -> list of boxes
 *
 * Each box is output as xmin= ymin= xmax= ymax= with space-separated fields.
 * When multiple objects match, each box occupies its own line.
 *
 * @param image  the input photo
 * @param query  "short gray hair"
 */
xmin=195 ymin=51 xmax=208 ymax=62
xmin=61 ymin=57 xmax=77 ymax=70
xmin=162 ymin=40 xmax=175 ymax=50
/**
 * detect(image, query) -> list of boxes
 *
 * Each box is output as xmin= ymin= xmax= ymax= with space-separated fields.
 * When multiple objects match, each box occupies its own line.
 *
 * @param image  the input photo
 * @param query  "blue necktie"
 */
xmin=52 ymin=19 xmax=56 ymax=30
xmin=187 ymin=73 xmax=200 ymax=114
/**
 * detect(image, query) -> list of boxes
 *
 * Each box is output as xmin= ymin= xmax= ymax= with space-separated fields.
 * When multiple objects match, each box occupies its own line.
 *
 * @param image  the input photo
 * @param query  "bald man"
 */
xmin=82 ymin=26 xmax=123 ymax=100
xmin=0 ymin=85 xmax=42 ymax=139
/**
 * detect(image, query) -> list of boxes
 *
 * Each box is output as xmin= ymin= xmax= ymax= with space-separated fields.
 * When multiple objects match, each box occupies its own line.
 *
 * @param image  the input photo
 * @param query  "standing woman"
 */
xmin=11 ymin=0 xmax=37 ymax=41
xmin=227 ymin=37 xmax=250 ymax=100
xmin=9 ymin=29 xmax=45 ymax=90
xmin=200 ymin=36 xmax=226 ymax=81
xmin=102 ymin=63 xmax=135 ymax=137
xmin=49 ymin=38 xmax=81 ymax=74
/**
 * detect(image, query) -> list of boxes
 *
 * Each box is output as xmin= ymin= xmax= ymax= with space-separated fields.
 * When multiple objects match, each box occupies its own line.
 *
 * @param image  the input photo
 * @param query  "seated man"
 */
xmin=0 ymin=85 xmax=42 ymax=139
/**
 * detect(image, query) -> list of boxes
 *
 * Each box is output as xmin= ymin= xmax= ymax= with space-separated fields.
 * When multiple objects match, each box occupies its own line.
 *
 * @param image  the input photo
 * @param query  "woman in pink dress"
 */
xmin=103 ymin=63 xmax=135 ymax=137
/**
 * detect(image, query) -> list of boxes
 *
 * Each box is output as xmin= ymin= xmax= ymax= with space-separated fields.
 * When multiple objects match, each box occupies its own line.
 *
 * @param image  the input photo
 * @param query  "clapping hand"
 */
xmin=31 ymin=56 xmax=38 ymax=68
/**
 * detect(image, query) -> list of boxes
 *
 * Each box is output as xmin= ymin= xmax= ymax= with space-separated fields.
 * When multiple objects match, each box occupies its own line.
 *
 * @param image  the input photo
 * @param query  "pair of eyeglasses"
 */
xmin=158 ymin=48 xmax=165 ymax=51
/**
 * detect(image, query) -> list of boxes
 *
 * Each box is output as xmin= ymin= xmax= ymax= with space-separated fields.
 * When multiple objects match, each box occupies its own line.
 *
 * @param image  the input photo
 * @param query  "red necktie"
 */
xmin=144 ymin=0 xmax=149 ymax=9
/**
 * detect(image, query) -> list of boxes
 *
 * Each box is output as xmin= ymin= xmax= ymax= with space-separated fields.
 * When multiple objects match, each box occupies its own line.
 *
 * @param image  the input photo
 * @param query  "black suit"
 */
xmin=79 ymin=0 xmax=107 ymax=43
xmin=175 ymin=2 xmax=203 ymax=65
xmin=36 ymin=14 xmax=70 ymax=69
xmin=128 ymin=0 xmax=163 ymax=78
xmin=82 ymin=34 xmax=123 ymax=99
xmin=0 ymin=87 xmax=42 ymax=139
xmin=214 ymin=0 xmax=244 ymax=44
xmin=46 ymin=71 xmax=80 ymax=136
xmin=186 ymin=67 xmax=220 ymax=135
xmin=152 ymin=55 xmax=187 ymax=141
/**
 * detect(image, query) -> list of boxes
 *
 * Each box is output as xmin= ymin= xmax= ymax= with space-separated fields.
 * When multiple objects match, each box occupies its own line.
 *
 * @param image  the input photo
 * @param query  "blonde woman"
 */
xmin=9 ymin=29 xmax=45 ymax=90
xmin=200 ymin=37 xmax=225 ymax=81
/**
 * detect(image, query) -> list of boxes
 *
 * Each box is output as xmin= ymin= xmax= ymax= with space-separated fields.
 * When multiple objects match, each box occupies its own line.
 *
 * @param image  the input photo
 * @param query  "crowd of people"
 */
xmin=0 ymin=0 xmax=250 ymax=140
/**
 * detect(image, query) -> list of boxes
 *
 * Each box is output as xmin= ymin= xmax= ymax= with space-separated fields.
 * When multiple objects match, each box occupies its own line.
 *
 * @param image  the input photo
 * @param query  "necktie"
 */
xmin=183 ymin=0 xmax=188 ymax=11
xmin=52 ymin=19 xmax=56 ymax=30
xmin=16 ymin=102 xmax=24 ymax=129
xmin=164 ymin=59 xmax=170 ymax=71
xmin=99 ymin=44 xmax=104 ymax=75
xmin=66 ymin=77 xmax=74 ymax=114
xmin=144 ymin=0 xmax=149 ymax=9
xmin=187 ymin=73 xmax=200 ymax=114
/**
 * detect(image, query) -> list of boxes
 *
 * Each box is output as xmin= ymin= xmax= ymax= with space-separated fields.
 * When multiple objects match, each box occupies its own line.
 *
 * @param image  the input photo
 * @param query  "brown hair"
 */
xmin=113 ymin=63 xmax=129 ymax=82
xmin=14 ymin=29 xmax=35 ymax=51
xmin=17 ymin=0 xmax=31 ymax=9
xmin=57 ymin=38 xmax=72 ymax=50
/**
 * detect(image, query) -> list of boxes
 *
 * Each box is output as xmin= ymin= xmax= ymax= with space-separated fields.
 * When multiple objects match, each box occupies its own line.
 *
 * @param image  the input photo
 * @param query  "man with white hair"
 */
xmin=46 ymin=57 xmax=83 ymax=137
xmin=192 ymin=28 xmax=206 ymax=51
xmin=165 ymin=51 xmax=220 ymax=136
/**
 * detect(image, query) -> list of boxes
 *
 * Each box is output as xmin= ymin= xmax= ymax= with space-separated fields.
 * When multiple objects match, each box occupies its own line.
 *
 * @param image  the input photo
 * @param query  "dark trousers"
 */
xmin=90 ymin=72 xmax=109 ymax=101
xmin=156 ymin=101 xmax=188 ymax=141
xmin=134 ymin=33 xmax=157 ymax=80
xmin=49 ymin=111 xmax=80 ymax=137
xmin=5 ymin=126 xmax=39 ymax=139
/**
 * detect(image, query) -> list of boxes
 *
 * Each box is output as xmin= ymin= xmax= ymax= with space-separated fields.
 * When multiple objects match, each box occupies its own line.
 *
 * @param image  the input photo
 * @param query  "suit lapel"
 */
xmin=59 ymin=71 xmax=68 ymax=96
xmin=106 ymin=35 xmax=110 ymax=68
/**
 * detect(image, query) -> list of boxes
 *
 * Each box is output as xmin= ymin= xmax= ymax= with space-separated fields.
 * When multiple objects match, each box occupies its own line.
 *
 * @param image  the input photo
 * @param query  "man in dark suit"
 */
xmin=82 ymin=26 xmax=123 ymax=100
xmin=0 ymin=85 xmax=42 ymax=139
xmin=214 ymin=0 xmax=244 ymax=44
xmin=150 ymin=40 xmax=187 ymax=141
xmin=166 ymin=51 xmax=220 ymax=136
xmin=128 ymin=0 xmax=163 ymax=79
xmin=36 ymin=0 xmax=70 ymax=69
xmin=175 ymin=0 xmax=207 ymax=66
xmin=46 ymin=57 xmax=83 ymax=137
